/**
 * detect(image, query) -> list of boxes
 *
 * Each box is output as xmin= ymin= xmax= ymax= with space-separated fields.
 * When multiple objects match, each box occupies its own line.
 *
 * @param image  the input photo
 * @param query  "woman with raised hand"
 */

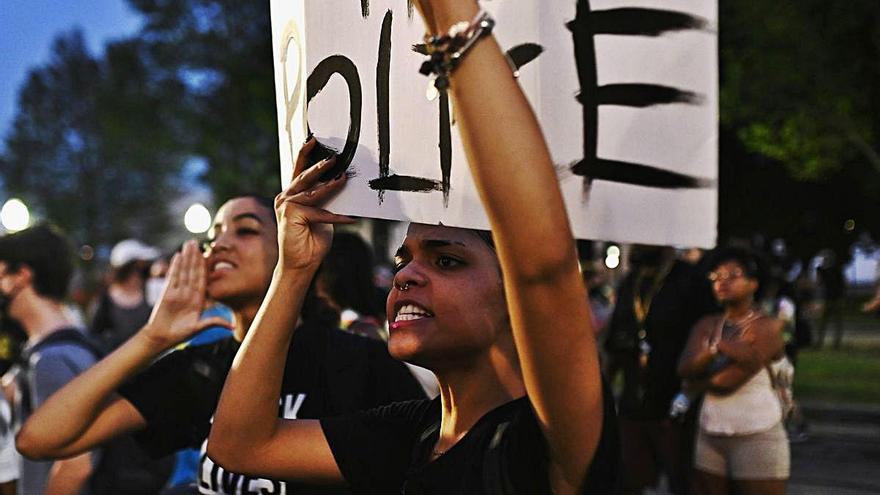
xmin=16 ymin=195 xmax=424 ymax=495
xmin=207 ymin=1 xmax=619 ymax=493
xmin=678 ymin=248 xmax=788 ymax=495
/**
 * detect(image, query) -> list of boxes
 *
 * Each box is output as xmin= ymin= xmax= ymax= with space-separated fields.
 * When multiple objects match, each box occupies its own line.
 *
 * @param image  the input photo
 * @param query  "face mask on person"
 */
xmin=145 ymin=276 xmax=167 ymax=306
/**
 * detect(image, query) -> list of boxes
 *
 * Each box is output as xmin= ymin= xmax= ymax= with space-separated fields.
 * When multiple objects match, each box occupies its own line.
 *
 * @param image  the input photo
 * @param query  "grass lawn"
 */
xmin=792 ymin=295 xmax=880 ymax=405
xmin=795 ymin=346 xmax=880 ymax=405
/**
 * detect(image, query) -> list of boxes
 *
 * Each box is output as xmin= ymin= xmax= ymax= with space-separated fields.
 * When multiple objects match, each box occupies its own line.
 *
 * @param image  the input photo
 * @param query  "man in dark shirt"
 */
xmin=604 ymin=246 xmax=715 ymax=494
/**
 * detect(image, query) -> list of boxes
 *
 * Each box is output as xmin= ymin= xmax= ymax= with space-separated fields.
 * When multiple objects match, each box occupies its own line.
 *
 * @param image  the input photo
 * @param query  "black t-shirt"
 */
xmin=606 ymin=260 xmax=716 ymax=419
xmin=320 ymin=385 xmax=620 ymax=494
xmin=118 ymin=322 xmax=426 ymax=495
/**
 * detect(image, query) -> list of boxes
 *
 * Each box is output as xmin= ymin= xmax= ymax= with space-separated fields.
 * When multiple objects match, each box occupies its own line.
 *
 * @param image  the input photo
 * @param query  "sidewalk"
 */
xmin=790 ymin=400 xmax=880 ymax=494
xmin=641 ymin=401 xmax=880 ymax=495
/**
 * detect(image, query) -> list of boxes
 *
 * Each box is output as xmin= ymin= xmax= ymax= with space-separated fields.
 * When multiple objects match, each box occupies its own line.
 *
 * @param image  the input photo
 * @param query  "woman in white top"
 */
xmin=678 ymin=247 xmax=787 ymax=495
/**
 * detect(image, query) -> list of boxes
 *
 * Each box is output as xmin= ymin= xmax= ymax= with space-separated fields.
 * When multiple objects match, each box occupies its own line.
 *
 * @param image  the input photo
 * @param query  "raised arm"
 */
xmin=207 ymin=146 xmax=351 ymax=482
xmin=16 ymin=242 xmax=229 ymax=460
xmin=416 ymin=1 xmax=601 ymax=490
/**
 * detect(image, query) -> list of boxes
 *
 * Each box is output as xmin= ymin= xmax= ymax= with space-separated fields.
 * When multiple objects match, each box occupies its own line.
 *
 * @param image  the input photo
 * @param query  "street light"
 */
xmin=1 ymin=198 xmax=30 ymax=232
xmin=184 ymin=203 xmax=212 ymax=234
xmin=605 ymin=244 xmax=620 ymax=269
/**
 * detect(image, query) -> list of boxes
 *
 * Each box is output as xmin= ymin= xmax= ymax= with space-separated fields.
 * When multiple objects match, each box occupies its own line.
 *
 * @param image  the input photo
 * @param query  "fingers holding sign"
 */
xmin=275 ymin=138 xmax=354 ymax=272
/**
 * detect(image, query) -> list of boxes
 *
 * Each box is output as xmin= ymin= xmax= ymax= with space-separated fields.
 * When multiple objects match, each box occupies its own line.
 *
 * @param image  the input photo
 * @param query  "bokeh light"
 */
xmin=184 ymin=203 xmax=212 ymax=234
xmin=1 ymin=198 xmax=30 ymax=232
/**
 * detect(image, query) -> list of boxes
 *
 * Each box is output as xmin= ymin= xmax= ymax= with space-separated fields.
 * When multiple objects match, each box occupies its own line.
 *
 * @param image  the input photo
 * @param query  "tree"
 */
xmin=0 ymin=31 xmax=187 ymax=247
xmin=720 ymin=0 xmax=880 ymax=180
xmin=719 ymin=0 xmax=880 ymax=260
xmin=128 ymin=0 xmax=281 ymax=200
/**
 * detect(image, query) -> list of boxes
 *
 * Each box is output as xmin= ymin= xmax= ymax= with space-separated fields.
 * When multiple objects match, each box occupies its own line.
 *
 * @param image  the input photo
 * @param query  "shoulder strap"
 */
xmin=29 ymin=329 xmax=105 ymax=360
xmin=19 ymin=329 xmax=104 ymax=418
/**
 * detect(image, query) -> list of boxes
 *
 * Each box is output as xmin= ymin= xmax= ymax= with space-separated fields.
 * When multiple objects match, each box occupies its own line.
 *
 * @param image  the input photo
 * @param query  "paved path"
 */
xmin=790 ymin=402 xmax=880 ymax=494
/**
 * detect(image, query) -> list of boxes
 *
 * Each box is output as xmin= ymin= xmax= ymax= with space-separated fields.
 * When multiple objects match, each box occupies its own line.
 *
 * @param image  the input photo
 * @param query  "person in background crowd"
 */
xmin=0 ymin=224 xmax=99 ymax=495
xmin=863 ymin=281 xmax=880 ymax=314
xmin=373 ymin=264 xmax=395 ymax=293
xmin=16 ymin=195 xmax=425 ymax=495
xmin=679 ymin=247 xmax=788 ymax=495
xmin=0 ymin=393 xmax=17 ymax=495
xmin=815 ymin=249 xmax=845 ymax=349
xmin=207 ymin=1 xmax=619 ymax=492
xmin=90 ymin=239 xmax=159 ymax=351
xmin=760 ymin=274 xmax=797 ymax=360
xmin=145 ymin=256 xmax=170 ymax=307
xmin=761 ymin=267 xmax=810 ymax=441
xmin=604 ymin=245 xmax=716 ymax=495
xmin=316 ymin=232 xmax=386 ymax=340
xmin=583 ymin=261 xmax=615 ymax=337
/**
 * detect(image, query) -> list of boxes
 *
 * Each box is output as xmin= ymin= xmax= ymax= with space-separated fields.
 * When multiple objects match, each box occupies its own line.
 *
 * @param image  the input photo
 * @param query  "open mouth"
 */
xmin=394 ymin=303 xmax=434 ymax=322
xmin=211 ymin=261 xmax=235 ymax=273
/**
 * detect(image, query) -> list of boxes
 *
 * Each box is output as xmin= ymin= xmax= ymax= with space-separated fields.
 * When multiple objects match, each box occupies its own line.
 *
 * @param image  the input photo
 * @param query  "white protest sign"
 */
xmin=270 ymin=0 xmax=718 ymax=248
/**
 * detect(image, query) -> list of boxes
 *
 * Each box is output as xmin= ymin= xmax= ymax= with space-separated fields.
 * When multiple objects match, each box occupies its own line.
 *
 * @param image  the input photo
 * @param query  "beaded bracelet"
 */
xmin=418 ymin=10 xmax=495 ymax=100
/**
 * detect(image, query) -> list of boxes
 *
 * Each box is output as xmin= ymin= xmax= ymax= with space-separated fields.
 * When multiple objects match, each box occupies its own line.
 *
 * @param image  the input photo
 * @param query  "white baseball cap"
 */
xmin=110 ymin=239 xmax=160 ymax=268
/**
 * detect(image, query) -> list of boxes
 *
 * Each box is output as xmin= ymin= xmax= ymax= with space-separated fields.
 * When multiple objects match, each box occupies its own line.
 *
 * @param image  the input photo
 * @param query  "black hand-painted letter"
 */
xmin=306 ymin=56 xmax=362 ymax=181
xmin=568 ymin=0 xmax=708 ymax=190
xmin=370 ymin=40 xmax=543 ymax=206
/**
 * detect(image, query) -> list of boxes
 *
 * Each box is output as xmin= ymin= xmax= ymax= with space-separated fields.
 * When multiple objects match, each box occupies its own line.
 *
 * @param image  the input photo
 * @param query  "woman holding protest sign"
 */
xmin=17 ymin=195 xmax=424 ymax=495
xmin=207 ymin=1 xmax=619 ymax=493
xmin=678 ymin=247 xmax=789 ymax=495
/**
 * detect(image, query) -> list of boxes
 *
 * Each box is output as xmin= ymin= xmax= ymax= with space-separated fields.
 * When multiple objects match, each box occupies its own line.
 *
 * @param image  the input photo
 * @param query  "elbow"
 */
xmin=206 ymin=428 xmax=249 ymax=474
xmin=205 ymin=431 xmax=233 ymax=470
xmin=16 ymin=427 xmax=54 ymax=461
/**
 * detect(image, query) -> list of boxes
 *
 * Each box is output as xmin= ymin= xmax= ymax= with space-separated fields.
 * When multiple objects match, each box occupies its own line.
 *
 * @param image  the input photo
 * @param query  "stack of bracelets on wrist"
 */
xmin=419 ymin=10 xmax=495 ymax=100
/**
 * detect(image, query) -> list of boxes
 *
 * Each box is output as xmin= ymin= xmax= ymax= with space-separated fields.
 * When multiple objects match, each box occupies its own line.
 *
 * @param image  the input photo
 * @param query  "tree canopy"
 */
xmin=1 ymin=31 xmax=186 ymax=247
xmin=719 ymin=0 xmax=880 ymax=260
xmin=128 ymin=0 xmax=281 ymax=200
xmin=721 ymin=0 xmax=880 ymax=180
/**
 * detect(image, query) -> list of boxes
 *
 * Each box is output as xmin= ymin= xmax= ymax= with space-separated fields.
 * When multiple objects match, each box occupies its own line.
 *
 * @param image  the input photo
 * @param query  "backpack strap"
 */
xmin=28 ymin=328 xmax=105 ymax=360
xmin=19 ymin=329 xmax=105 ymax=416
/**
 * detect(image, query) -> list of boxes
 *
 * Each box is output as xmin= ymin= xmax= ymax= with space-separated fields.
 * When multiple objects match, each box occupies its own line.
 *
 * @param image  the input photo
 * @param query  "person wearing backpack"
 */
xmin=0 ymin=224 xmax=100 ymax=495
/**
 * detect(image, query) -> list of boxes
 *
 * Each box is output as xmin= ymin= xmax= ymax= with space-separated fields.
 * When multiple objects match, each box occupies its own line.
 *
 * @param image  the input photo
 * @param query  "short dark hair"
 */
xmin=0 ymin=224 xmax=74 ymax=300
xmin=708 ymin=246 xmax=763 ymax=283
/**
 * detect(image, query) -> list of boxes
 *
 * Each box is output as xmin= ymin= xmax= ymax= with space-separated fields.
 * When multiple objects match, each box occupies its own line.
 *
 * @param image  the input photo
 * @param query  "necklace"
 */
xmin=725 ymin=309 xmax=759 ymax=328
xmin=714 ymin=309 xmax=761 ymax=344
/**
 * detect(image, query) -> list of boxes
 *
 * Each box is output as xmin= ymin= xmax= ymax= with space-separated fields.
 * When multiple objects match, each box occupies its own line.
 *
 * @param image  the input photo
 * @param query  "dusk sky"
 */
xmin=0 ymin=0 xmax=142 ymax=152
